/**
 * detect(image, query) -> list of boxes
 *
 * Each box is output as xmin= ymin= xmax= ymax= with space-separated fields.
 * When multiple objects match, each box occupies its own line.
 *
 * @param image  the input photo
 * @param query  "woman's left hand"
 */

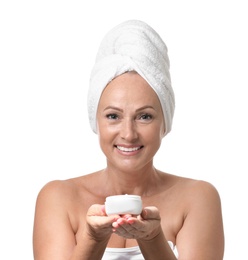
xmin=112 ymin=206 xmax=161 ymax=241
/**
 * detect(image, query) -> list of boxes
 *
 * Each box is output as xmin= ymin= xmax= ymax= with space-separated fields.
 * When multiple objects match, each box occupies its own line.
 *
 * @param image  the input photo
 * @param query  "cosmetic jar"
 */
xmin=105 ymin=195 xmax=142 ymax=215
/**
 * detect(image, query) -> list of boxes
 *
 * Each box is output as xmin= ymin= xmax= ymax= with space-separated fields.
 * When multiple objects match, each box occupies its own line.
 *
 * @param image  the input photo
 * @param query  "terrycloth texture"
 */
xmin=101 ymin=241 xmax=178 ymax=259
xmin=88 ymin=20 xmax=175 ymax=135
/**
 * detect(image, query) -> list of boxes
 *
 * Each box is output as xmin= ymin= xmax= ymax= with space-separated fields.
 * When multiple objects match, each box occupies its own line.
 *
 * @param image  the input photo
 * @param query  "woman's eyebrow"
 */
xmin=103 ymin=105 xmax=155 ymax=112
xmin=103 ymin=106 xmax=123 ymax=112
xmin=136 ymin=105 xmax=155 ymax=112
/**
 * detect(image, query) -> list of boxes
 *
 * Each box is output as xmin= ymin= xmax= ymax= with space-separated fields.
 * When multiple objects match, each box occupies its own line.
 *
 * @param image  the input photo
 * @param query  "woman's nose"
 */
xmin=120 ymin=118 xmax=138 ymax=141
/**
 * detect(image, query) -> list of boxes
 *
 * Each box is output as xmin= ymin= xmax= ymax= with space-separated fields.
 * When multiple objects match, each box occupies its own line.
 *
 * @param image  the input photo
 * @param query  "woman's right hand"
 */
xmin=85 ymin=204 xmax=119 ymax=241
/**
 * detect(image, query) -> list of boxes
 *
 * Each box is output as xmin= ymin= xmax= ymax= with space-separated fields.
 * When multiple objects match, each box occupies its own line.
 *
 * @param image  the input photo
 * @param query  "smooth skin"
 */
xmin=33 ymin=72 xmax=224 ymax=259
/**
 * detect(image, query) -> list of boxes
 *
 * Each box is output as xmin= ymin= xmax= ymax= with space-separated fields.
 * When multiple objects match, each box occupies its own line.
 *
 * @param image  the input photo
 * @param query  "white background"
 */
xmin=0 ymin=1 xmax=247 ymax=259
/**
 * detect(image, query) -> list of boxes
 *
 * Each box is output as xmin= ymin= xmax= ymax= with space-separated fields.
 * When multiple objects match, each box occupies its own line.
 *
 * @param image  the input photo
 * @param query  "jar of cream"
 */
xmin=105 ymin=194 xmax=142 ymax=215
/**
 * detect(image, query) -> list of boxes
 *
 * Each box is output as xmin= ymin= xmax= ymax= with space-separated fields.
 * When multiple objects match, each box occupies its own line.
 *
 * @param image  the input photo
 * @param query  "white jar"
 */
xmin=105 ymin=195 xmax=142 ymax=215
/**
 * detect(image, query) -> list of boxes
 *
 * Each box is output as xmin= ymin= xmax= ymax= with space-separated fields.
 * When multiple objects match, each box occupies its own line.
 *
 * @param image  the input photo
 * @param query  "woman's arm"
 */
xmin=176 ymin=180 xmax=225 ymax=260
xmin=33 ymin=181 xmax=115 ymax=260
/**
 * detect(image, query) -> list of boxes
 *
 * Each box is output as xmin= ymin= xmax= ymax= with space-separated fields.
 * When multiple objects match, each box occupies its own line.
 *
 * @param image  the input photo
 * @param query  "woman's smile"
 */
xmin=115 ymin=145 xmax=144 ymax=155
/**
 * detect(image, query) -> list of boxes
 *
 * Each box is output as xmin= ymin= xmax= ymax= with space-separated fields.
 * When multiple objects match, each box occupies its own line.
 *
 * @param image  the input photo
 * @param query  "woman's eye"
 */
xmin=106 ymin=113 xmax=119 ymax=120
xmin=139 ymin=113 xmax=153 ymax=120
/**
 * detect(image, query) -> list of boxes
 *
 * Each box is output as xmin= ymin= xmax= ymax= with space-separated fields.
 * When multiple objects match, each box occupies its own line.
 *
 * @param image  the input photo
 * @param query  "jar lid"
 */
xmin=105 ymin=194 xmax=141 ymax=201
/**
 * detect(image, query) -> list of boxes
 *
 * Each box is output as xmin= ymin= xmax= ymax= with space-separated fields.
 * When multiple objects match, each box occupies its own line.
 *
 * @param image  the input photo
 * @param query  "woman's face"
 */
xmin=97 ymin=72 xmax=165 ymax=172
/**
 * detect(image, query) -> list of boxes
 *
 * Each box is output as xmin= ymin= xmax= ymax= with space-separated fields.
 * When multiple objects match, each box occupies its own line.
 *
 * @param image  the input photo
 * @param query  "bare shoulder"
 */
xmin=173 ymin=176 xmax=223 ymax=231
xmin=35 ymin=180 xmax=75 ymax=210
xmin=183 ymin=178 xmax=221 ymax=204
xmin=34 ymin=180 xmax=74 ymax=219
xmin=35 ymin=172 xmax=104 ymax=214
xmin=161 ymin=173 xmax=223 ymax=215
xmin=36 ymin=179 xmax=75 ymax=201
xmin=33 ymin=174 xmax=99 ymax=237
xmin=162 ymin=172 xmax=220 ymax=197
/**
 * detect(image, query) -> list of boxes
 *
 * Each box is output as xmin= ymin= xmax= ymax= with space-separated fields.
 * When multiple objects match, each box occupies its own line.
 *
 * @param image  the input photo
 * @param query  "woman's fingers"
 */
xmin=87 ymin=204 xmax=120 ymax=228
xmin=140 ymin=206 xmax=161 ymax=220
xmin=112 ymin=207 xmax=161 ymax=239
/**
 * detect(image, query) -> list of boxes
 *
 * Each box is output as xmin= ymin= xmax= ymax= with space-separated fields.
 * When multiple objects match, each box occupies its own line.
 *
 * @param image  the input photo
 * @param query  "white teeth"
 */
xmin=116 ymin=146 xmax=141 ymax=152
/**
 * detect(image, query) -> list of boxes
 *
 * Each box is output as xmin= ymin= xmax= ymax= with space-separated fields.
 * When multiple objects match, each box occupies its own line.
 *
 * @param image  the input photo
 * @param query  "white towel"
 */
xmin=88 ymin=20 xmax=175 ymax=135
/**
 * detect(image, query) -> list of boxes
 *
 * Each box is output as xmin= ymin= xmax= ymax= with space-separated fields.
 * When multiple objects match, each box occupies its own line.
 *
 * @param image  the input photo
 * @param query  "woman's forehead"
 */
xmin=99 ymin=72 xmax=161 ymax=107
xmin=102 ymin=72 xmax=156 ymax=96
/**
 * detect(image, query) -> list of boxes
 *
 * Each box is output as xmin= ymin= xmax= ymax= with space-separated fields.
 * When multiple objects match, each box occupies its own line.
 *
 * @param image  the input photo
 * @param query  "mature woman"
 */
xmin=33 ymin=20 xmax=224 ymax=260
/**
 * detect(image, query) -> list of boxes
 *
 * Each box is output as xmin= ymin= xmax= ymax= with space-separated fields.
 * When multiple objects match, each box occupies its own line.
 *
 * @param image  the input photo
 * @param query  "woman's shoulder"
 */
xmin=164 ymin=172 xmax=218 ymax=191
xmin=35 ymin=179 xmax=74 ymax=207
xmin=161 ymin=172 xmax=221 ymax=204
xmin=36 ymin=171 xmax=102 ymax=202
xmin=181 ymin=177 xmax=220 ymax=198
xmin=170 ymin=174 xmax=222 ymax=209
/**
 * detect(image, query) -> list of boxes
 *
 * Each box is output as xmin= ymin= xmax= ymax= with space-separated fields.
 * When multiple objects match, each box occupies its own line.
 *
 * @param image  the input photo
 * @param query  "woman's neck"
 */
xmin=101 ymin=164 xmax=161 ymax=197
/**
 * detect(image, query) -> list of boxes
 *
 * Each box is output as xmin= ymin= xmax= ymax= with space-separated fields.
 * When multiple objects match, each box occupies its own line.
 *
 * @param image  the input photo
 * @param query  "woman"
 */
xmin=33 ymin=20 xmax=224 ymax=259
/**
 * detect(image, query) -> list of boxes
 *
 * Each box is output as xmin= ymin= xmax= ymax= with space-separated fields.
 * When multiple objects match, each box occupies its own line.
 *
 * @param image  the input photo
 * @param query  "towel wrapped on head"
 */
xmin=88 ymin=20 xmax=175 ymax=136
